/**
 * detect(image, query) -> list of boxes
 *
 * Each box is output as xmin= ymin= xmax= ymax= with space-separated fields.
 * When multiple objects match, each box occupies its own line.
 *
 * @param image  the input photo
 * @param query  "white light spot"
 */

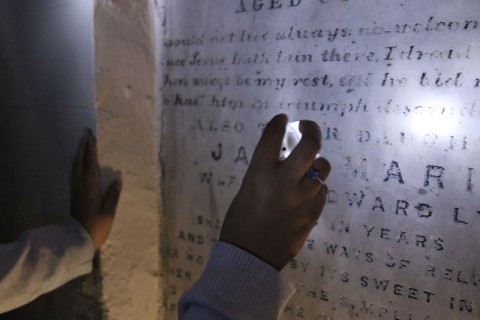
xmin=409 ymin=94 xmax=460 ymax=136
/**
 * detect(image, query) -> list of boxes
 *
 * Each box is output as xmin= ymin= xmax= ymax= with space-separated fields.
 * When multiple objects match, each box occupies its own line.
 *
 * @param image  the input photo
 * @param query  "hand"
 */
xmin=219 ymin=114 xmax=331 ymax=270
xmin=70 ymin=129 xmax=122 ymax=251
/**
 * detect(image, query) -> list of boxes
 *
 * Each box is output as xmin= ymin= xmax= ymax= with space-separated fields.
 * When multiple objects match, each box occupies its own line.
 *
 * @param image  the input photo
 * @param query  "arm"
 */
xmin=0 ymin=129 xmax=121 ymax=314
xmin=179 ymin=242 xmax=295 ymax=320
xmin=179 ymin=114 xmax=331 ymax=319
xmin=0 ymin=218 xmax=94 ymax=314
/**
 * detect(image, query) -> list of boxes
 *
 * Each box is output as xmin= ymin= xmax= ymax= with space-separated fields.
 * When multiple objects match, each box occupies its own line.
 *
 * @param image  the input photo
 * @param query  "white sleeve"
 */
xmin=0 ymin=218 xmax=94 ymax=314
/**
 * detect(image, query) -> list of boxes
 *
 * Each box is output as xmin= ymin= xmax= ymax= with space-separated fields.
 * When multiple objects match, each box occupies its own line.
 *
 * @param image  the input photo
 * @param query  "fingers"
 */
xmin=101 ymin=179 xmax=122 ymax=217
xmin=82 ymin=129 xmax=102 ymax=194
xmin=73 ymin=129 xmax=90 ymax=180
xmin=250 ymin=114 xmax=288 ymax=169
xmin=85 ymin=130 xmax=99 ymax=174
xmin=294 ymin=181 xmax=328 ymax=225
xmin=305 ymin=158 xmax=330 ymax=222
xmin=70 ymin=129 xmax=122 ymax=251
xmin=283 ymin=120 xmax=321 ymax=179
xmin=309 ymin=185 xmax=328 ymax=222
xmin=311 ymin=157 xmax=331 ymax=181
xmin=73 ymin=128 xmax=99 ymax=180
xmin=300 ymin=157 xmax=331 ymax=197
xmin=85 ymin=130 xmax=95 ymax=167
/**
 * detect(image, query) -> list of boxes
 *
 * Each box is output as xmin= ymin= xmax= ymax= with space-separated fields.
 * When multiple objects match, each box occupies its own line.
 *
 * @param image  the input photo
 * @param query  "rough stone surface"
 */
xmin=94 ymin=0 xmax=164 ymax=319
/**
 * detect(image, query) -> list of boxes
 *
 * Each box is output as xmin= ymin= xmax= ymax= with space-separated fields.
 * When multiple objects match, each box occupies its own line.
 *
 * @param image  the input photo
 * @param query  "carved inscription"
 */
xmin=161 ymin=1 xmax=480 ymax=319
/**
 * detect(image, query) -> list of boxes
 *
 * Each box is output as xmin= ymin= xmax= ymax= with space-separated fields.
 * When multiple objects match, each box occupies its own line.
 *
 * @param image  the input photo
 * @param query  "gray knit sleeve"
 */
xmin=179 ymin=241 xmax=295 ymax=320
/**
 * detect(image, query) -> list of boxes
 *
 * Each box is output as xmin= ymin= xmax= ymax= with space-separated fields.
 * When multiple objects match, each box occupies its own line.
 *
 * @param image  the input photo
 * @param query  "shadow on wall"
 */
xmin=0 ymin=1 xmax=107 ymax=319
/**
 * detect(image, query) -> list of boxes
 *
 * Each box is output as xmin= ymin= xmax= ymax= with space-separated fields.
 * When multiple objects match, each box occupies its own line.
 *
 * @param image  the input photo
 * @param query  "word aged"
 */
xmin=235 ymin=0 xmax=302 ymax=13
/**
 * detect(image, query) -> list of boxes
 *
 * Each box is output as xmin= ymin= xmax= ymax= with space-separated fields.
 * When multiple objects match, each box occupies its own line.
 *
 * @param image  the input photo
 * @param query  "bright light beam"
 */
xmin=409 ymin=94 xmax=461 ymax=136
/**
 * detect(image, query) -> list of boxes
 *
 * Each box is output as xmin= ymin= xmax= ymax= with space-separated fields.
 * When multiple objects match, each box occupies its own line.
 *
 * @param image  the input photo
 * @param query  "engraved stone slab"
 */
xmin=160 ymin=1 xmax=480 ymax=319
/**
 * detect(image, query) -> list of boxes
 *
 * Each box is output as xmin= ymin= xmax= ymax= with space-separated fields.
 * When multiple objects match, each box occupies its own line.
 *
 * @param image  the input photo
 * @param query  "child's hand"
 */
xmin=220 ymin=114 xmax=331 ymax=270
xmin=70 ymin=129 xmax=122 ymax=251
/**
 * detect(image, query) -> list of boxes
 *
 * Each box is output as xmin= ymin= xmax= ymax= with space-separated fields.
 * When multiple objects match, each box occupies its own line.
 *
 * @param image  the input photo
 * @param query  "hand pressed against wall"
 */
xmin=220 ymin=114 xmax=331 ymax=271
xmin=70 ymin=129 xmax=122 ymax=251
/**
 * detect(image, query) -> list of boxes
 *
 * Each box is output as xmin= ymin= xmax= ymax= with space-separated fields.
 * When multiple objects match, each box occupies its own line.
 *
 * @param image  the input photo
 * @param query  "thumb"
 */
xmin=101 ymin=179 xmax=122 ymax=217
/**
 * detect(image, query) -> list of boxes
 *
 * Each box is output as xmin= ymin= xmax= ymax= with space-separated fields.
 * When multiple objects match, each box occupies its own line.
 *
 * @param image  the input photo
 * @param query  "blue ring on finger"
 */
xmin=307 ymin=167 xmax=324 ymax=183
